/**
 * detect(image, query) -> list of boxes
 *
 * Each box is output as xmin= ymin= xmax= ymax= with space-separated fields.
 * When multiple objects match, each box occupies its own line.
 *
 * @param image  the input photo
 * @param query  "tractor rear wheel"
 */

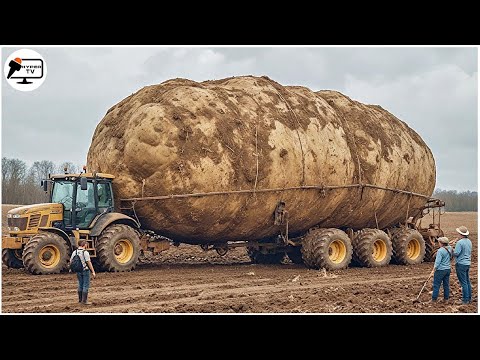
xmin=23 ymin=232 xmax=70 ymax=274
xmin=353 ymin=229 xmax=392 ymax=267
xmin=391 ymin=228 xmax=425 ymax=265
xmin=96 ymin=224 xmax=140 ymax=272
xmin=2 ymin=249 xmax=24 ymax=269
xmin=247 ymin=248 xmax=285 ymax=264
xmin=301 ymin=228 xmax=352 ymax=270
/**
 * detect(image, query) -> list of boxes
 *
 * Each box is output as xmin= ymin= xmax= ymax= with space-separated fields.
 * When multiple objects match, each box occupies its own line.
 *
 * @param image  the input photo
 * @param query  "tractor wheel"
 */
xmin=91 ymin=258 xmax=105 ymax=272
xmin=301 ymin=228 xmax=352 ymax=270
xmin=286 ymin=246 xmax=304 ymax=264
xmin=391 ymin=228 xmax=425 ymax=265
xmin=96 ymin=224 xmax=140 ymax=272
xmin=424 ymin=237 xmax=437 ymax=262
xmin=23 ymin=232 xmax=70 ymax=274
xmin=353 ymin=229 xmax=392 ymax=267
xmin=2 ymin=248 xmax=24 ymax=269
xmin=247 ymin=248 xmax=285 ymax=264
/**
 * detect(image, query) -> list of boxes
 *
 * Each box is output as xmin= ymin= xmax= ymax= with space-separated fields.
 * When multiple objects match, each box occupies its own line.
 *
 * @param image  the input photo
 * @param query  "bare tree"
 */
xmin=2 ymin=158 xmax=27 ymax=204
xmin=30 ymin=160 xmax=56 ymax=185
xmin=56 ymin=162 xmax=80 ymax=174
xmin=433 ymin=189 xmax=478 ymax=212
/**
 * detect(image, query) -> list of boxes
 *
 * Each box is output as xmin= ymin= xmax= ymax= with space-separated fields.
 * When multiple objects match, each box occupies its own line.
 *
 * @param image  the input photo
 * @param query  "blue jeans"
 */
xmin=76 ymin=269 xmax=91 ymax=292
xmin=432 ymin=269 xmax=450 ymax=300
xmin=455 ymin=263 xmax=471 ymax=303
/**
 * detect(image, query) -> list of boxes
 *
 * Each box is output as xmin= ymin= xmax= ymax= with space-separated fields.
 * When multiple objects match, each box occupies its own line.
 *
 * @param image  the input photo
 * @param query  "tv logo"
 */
xmin=4 ymin=49 xmax=47 ymax=91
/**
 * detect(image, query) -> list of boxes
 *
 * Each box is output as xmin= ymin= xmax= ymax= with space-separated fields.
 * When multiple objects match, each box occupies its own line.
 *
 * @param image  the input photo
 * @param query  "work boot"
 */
xmin=81 ymin=291 xmax=92 ymax=305
xmin=78 ymin=291 xmax=82 ymax=303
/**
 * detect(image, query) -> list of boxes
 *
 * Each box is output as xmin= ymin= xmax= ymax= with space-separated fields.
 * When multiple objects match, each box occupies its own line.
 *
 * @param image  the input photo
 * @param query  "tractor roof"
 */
xmin=50 ymin=172 xmax=115 ymax=180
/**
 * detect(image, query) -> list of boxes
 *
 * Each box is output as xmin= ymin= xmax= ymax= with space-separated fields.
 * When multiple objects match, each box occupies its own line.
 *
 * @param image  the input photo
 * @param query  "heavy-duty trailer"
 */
xmin=2 ymin=169 xmax=445 ymax=275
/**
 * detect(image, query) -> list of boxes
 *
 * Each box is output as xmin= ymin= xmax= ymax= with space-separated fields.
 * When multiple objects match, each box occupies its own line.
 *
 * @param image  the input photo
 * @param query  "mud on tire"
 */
xmin=96 ymin=224 xmax=140 ymax=272
xmin=2 ymin=249 xmax=24 ymax=269
xmin=353 ymin=228 xmax=392 ymax=267
xmin=391 ymin=228 xmax=425 ymax=265
xmin=23 ymin=232 xmax=70 ymax=275
xmin=424 ymin=237 xmax=437 ymax=262
xmin=301 ymin=228 xmax=352 ymax=270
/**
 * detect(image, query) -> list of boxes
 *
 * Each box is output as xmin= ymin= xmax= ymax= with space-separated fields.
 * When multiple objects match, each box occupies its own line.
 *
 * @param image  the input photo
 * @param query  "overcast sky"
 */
xmin=1 ymin=47 xmax=478 ymax=191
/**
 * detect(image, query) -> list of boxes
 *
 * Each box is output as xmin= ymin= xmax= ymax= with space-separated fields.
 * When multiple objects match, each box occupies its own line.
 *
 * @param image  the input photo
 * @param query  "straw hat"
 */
xmin=437 ymin=237 xmax=449 ymax=244
xmin=456 ymin=226 xmax=469 ymax=236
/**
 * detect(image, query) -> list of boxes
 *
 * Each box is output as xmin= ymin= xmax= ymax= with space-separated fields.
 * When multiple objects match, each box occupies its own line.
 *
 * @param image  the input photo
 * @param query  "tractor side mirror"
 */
xmin=80 ymin=177 xmax=88 ymax=190
xmin=42 ymin=180 xmax=48 ymax=192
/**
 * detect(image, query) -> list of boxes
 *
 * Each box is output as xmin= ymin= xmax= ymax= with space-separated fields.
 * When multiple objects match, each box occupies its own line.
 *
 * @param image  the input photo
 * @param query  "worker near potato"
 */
xmin=452 ymin=226 xmax=472 ymax=305
xmin=430 ymin=236 xmax=452 ymax=302
xmin=71 ymin=239 xmax=96 ymax=305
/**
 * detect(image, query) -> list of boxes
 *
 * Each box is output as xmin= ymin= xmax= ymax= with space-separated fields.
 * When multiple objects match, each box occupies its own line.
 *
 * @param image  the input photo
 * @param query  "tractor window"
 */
xmin=52 ymin=181 xmax=75 ymax=228
xmin=75 ymin=181 xmax=95 ymax=208
xmin=52 ymin=181 xmax=75 ymax=210
xmin=75 ymin=181 xmax=96 ymax=229
xmin=97 ymin=182 xmax=113 ymax=209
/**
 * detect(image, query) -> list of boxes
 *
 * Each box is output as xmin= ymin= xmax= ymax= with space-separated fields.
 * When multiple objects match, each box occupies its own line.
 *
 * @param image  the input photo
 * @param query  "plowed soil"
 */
xmin=1 ymin=207 xmax=477 ymax=313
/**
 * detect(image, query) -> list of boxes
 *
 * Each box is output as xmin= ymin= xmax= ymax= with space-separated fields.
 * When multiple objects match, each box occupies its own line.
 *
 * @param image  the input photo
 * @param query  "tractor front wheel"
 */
xmin=2 ymin=248 xmax=24 ymax=269
xmin=23 ymin=232 xmax=70 ymax=274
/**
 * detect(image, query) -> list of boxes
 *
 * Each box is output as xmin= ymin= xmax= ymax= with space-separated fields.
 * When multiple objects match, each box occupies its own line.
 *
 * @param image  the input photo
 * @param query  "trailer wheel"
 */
xmin=353 ymin=229 xmax=392 ymax=267
xmin=424 ymin=237 xmax=437 ymax=262
xmin=301 ymin=228 xmax=352 ymax=270
xmin=286 ymin=246 xmax=304 ymax=264
xmin=2 ymin=249 xmax=24 ymax=269
xmin=247 ymin=248 xmax=285 ymax=264
xmin=23 ymin=232 xmax=70 ymax=275
xmin=96 ymin=224 xmax=140 ymax=272
xmin=391 ymin=228 xmax=425 ymax=265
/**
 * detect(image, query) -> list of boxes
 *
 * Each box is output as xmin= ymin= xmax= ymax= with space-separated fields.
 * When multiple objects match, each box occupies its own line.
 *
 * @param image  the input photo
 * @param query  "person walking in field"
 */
xmin=71 ymin=239 xmax=96 ymax=305
xmin=431 ymin=237 xmax=452 ymax=302
xmin=452 ymin=226 xmax=472 ymax=305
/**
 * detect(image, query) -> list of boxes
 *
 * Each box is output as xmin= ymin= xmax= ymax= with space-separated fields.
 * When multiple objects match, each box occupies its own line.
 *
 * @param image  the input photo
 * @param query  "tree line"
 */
xmin=2 ymin=157 xmax=81 ymax=205
xmin=1 ymin=157 xmax=478 ymax=211
xmin=433 ymin=189 xmax=477 ymax=212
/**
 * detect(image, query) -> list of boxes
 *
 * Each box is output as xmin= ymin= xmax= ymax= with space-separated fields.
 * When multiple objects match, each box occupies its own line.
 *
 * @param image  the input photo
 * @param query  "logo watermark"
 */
xmin=4 ymin=49 xmax=47 ymax=91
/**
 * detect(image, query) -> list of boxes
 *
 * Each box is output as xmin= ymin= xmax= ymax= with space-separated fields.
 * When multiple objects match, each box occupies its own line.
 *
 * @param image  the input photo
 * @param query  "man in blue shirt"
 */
xmin=453 ymin=226 xmax=472 ymax=304
xmin=431 ymin=237 xmax=452 ymax=302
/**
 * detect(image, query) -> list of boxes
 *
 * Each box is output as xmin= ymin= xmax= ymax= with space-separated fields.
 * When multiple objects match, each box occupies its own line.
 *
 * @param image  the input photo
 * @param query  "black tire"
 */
xmin=286 ymin=246 xmax=304 ymax=264
xmin=391 ymin=228 xmax=425 ymax=265
xmin=2 ymin=249 xmax=24 ymax=269
xmin=301 ymin=228 xmax=352 ymax=270
xmin=353 ymin=228 xmax=392 ymax=267
xmin=91 ymin=257 xmax=105 ymax=272
xmin=424 ymin=237 xmax=438 ymax=262
xmin=96 ymin=224 xmax=140 ymax=272
xmin=23 ymin=232 xmax=70 ymax=275
xmin=247 ymin=248 xmax=285 ymax=264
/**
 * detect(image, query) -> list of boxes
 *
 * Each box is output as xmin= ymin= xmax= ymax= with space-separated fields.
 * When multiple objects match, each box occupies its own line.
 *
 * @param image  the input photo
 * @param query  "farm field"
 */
xmin=2 ymin=206 xmax=477 ymax=313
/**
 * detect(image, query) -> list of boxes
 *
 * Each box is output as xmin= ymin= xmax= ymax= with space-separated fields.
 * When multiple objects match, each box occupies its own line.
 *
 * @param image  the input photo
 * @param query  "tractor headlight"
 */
xmin=12 ymin=227 xmax=20 ymax=232
xmin=12 ymin=214 xmax=20 ymax=218
xmin=7 ymin=213 xmax=12 ymax=218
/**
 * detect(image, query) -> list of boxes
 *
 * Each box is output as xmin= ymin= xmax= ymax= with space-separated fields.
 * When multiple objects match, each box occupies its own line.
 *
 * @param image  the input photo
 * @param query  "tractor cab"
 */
xmin=47 ymin=172 xmax=115 ymax=231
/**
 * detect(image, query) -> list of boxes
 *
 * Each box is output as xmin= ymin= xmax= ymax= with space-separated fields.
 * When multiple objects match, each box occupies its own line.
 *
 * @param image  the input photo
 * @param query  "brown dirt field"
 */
xmin=1 ymin=206 xmax=477 ymax=313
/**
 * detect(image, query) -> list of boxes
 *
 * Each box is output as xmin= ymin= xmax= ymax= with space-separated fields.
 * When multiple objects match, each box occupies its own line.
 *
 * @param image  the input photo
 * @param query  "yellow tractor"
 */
xmin=2 ymin=171 xmax=144 ymax=274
